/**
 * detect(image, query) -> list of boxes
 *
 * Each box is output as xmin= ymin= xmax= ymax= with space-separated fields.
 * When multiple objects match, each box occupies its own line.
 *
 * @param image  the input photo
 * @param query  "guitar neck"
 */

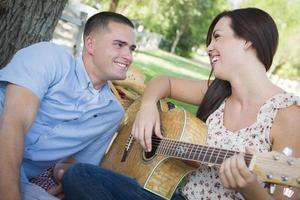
xmin=156 ymin=138 xmax=252 ymax=167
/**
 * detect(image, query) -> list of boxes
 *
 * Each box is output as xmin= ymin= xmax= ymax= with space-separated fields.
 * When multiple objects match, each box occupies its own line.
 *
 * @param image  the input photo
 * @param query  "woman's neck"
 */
xmin=229 ymin=68 xmax=281 ymax=107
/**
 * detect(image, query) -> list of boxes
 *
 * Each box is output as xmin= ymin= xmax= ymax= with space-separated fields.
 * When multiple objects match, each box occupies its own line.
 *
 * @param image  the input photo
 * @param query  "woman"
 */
xmin=132 ymin=7 xmax=300 ymax=200
xmin=62 ymin=8 xmax=300 ymax=200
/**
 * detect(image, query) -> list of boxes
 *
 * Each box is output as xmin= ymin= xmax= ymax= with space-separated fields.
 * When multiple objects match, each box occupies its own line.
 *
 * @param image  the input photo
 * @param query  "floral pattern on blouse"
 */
xmin=181 ymin=92 xmax=300 ymax=200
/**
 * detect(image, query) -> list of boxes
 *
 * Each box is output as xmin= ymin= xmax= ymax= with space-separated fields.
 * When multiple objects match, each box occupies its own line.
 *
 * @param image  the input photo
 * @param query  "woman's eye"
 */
xmin=214 ymin=34 xmax=220 ymax=39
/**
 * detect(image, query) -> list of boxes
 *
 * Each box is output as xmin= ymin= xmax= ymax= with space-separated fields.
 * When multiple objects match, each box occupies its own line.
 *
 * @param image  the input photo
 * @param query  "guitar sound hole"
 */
xmin=143 ymin=135 xmax=162 ymax=161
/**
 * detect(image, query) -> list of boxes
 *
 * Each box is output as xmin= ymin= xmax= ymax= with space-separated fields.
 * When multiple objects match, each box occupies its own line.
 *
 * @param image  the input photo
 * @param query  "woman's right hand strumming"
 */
xmin=131 ymin=101 xmax=163 ymax=152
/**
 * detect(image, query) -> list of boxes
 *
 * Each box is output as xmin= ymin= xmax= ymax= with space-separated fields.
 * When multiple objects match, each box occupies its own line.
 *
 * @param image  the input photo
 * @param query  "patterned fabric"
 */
xmin=29 ymin=165 xmax=57 ymax=191
xmin=181 ymin=92 xmax=300 ymax=200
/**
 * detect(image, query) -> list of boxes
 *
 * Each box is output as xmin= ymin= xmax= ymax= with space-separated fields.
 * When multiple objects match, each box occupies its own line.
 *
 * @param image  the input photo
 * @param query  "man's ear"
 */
xmin=84 ymin=35 xmax=94 ymax=55
xmin=244 ymin=40 xmax=253 ymax=50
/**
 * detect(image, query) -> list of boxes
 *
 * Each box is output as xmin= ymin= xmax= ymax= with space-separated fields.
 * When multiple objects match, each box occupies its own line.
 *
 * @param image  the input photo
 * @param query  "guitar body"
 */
xmin=101 ymin=100 xmax=208 ymax=199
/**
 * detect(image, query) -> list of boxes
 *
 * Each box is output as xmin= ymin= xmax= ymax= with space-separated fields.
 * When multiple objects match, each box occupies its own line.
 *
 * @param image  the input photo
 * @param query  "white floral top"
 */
xmin=181 ymin=92 xmax=300 ymax=200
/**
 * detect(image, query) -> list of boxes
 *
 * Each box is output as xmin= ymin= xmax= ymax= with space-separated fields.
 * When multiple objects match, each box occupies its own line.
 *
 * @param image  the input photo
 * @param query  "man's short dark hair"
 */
xmin=83 ymin=11 xmax=134 ymax=37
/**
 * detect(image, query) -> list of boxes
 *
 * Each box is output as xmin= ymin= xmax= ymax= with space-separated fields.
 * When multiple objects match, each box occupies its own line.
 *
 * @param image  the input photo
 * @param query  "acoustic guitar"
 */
xmin=101 ymin=100 xmax=300 ymax=200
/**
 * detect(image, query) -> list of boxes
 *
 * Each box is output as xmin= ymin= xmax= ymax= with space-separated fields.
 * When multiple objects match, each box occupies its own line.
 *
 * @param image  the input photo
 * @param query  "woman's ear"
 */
xmin=84 ymin=35 xmax=94 ymax=55
xmin=244 ymin=40 xmax=253 ymax=50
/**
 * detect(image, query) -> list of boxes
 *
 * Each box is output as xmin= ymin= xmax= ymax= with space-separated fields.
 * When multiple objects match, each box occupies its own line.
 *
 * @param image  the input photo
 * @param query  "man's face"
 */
xmin=86 ymin=21 xmax=136 ymax=84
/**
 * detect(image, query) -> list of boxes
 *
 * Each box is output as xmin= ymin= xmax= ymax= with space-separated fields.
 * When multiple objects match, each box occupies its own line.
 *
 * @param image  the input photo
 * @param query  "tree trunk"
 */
xmin=108 ymin=0 xmax=119 ymax=12
xmin=0 ymin=0 xmax=68 ymax=68
xmin=170 ymin=24 xmax=186 ymax=54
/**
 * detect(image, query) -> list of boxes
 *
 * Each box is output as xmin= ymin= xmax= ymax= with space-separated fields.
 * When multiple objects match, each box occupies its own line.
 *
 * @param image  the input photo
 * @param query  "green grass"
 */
xmin=132 ymin=49 xmax=211 ymax=114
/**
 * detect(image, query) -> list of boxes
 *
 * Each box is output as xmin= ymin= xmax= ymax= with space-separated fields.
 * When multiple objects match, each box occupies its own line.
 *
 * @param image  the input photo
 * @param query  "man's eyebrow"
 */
xmin=113 ymin=40 xmax=127 ymax=44
xmin=113 ymin=40 xmax=136 ymax=50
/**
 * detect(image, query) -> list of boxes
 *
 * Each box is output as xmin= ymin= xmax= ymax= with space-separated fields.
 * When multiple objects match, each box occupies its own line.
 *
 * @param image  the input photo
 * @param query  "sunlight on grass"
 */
xmin=132 ymin=49 xmax=211 ymax=114
xmin=135 ymin=53 xmax=208 ymax=79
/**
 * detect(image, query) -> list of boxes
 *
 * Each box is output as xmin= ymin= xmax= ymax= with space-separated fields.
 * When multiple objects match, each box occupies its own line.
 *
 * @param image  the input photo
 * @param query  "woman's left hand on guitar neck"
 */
xmin=219 ymin=147 xmax=299 ymax=200
xmin=220 ymin=151 xmax=273 ymax=200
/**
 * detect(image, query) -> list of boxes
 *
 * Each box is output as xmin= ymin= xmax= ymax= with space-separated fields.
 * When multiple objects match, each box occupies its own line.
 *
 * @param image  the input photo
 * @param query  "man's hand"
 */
xmin=48 ymin=169 xmax=64 ymax=199
xmin=48 ymin=157 xmax=77 ymax=199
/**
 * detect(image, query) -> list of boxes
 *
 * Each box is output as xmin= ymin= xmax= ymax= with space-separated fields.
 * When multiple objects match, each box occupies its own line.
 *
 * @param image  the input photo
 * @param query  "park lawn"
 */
xmin=132 ymin=49 xmax=211 ymax=114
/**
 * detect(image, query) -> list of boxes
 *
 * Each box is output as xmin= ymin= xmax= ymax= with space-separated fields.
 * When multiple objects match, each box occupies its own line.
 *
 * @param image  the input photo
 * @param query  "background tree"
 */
xmin=0 ymin=0 xmax=68 ymax=68
xmin=123 ymin=0 xmax=228 ymax=57
xmin=241 ymin=0 xmax=300 ymax=78
xmin=108 ymin=0 xmax=119 ymax=12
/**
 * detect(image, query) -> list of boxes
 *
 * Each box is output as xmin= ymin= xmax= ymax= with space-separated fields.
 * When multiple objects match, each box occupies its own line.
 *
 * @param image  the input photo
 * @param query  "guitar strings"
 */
xmin=148 ymin=138 xmax=253 ymax=163
xmin=154 ymin=140 xmax=253 ymax=161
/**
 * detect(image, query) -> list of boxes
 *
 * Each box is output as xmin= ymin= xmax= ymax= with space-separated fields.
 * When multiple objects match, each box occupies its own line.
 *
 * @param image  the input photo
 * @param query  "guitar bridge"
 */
xmin=121 ymin=135 xmax=135 ymax=162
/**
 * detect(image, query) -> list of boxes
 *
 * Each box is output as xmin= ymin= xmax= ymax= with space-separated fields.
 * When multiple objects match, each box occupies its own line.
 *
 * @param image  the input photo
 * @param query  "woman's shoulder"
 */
xmin=270 ymin=93 xmax=300 ymax=150
xmin=266 ymin=91 xmax=300 ymax=109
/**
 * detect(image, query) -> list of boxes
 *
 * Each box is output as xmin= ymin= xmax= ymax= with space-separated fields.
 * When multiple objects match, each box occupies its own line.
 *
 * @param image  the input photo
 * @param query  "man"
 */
xmin=0 ymin=11 xmax=136 ymax=200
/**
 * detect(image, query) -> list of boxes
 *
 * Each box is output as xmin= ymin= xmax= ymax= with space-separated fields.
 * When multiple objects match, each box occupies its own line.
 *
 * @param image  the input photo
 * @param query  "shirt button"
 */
xmin=85 ymin=96 xmax=92 ymax=101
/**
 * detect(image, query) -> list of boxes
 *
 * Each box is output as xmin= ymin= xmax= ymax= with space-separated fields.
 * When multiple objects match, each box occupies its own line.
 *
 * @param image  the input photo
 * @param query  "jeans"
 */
xmin=62 ymin=163 xmax=186 ymax=200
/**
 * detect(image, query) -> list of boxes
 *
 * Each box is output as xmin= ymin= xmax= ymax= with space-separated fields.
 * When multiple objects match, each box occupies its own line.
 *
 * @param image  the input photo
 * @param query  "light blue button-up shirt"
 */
xmin=0 ymin=42 xmax=124 ymax=181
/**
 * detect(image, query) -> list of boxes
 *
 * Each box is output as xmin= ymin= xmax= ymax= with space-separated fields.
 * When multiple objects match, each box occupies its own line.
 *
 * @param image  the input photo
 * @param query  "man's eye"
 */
xmin=114 ymin=43 xmax=123 ymax=48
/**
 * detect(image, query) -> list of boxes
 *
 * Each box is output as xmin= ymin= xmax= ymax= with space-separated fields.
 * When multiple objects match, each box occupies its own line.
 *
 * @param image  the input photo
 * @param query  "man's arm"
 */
xmin=0 ymin=84 xmax=39 ymax=200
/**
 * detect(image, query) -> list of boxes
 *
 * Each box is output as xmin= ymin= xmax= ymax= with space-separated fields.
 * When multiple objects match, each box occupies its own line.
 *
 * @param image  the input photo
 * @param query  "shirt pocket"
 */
xmin=24 ymin=122 xmax=52 ymax=150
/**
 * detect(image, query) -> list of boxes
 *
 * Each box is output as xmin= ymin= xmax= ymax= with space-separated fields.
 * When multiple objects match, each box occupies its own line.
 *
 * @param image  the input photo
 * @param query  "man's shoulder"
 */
xmin=23 ymin=42 xmax=71 ymax=56
xmin=16 ymin=42 xmax=75 ymax=71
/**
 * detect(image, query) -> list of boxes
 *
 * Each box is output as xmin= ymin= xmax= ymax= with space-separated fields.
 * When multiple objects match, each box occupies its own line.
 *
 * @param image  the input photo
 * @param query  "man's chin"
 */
xmin=112 ymin=75 xmax=126 ymax=81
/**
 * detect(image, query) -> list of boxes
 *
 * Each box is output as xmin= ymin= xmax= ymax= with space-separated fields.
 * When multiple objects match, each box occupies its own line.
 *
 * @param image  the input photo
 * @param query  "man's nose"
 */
xmin=121 ymin=48 xmax=133 ymax=63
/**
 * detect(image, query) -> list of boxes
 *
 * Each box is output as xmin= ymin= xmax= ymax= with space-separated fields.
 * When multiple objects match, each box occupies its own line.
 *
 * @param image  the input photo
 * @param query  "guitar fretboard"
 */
xmin=156 ymin=138 xmax=252 ymax=167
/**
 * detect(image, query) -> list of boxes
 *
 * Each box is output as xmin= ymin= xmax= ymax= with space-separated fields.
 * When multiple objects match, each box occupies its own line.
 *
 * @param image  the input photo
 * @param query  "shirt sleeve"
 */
xmin=0 ymin=43 xmax=61 ymax=100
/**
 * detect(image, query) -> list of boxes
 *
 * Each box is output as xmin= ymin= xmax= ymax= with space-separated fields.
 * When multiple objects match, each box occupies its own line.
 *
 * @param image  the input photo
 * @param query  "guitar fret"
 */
xmin=182 ymin=142 xmax=189 ymax=158
xmin=188 ymin=143 xmax=195 ymax=160
xmin=207 ymin=147 xmax=215 ymax=164
xmin=196 ymin=145 xmax=204 ymax=162
xmin=215 ymin=148 xmax=223 ymax=165
xmin=222 ymin=150 xmax=229 ymax=163
xmin=202 ymin=146 xmax=210 ymax=163
xmin=191 ymin=144 xmax=198 ymax=160
xmin=211 ymin=148 xmax=220 ymax=164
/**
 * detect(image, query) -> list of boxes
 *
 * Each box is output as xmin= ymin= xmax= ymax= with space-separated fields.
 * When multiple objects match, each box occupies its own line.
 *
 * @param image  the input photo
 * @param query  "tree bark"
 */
xmin=108 ymin=0 xmax=119 ymax=12
xmin=0 ymin=0 xmax=68 ymax=68
xmin=170 ymin=24 xmax=186 ymax=54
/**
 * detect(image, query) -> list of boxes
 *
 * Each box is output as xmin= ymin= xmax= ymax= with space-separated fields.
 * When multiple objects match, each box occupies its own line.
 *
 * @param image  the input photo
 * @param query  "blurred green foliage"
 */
xmin=241 ymin=0 xmax=300 ymax=78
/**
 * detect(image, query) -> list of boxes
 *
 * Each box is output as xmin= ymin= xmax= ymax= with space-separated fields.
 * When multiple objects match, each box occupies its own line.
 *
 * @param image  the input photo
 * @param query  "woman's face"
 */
xmin=207 ymin=17 xmax=248 ymax=80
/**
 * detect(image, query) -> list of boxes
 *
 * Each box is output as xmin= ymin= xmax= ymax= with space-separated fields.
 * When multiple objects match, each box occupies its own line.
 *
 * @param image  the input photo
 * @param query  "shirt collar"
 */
xmin=75 ymin=55 xmax=91 ymax=90
xmin=75 ymin=56 xmax=115 ymax=101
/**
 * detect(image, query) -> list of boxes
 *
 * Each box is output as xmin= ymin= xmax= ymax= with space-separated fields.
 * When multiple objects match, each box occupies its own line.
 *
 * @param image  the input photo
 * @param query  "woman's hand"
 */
xmin=219 ymin=153 xmax=258 ymax=193
xmin=131 ymin=101 xmax=162 ymax=152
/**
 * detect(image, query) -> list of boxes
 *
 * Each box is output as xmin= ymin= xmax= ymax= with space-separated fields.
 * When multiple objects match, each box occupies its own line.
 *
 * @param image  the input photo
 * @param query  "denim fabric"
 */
xmin=62 ymin=163 xmax=186 ymax=200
